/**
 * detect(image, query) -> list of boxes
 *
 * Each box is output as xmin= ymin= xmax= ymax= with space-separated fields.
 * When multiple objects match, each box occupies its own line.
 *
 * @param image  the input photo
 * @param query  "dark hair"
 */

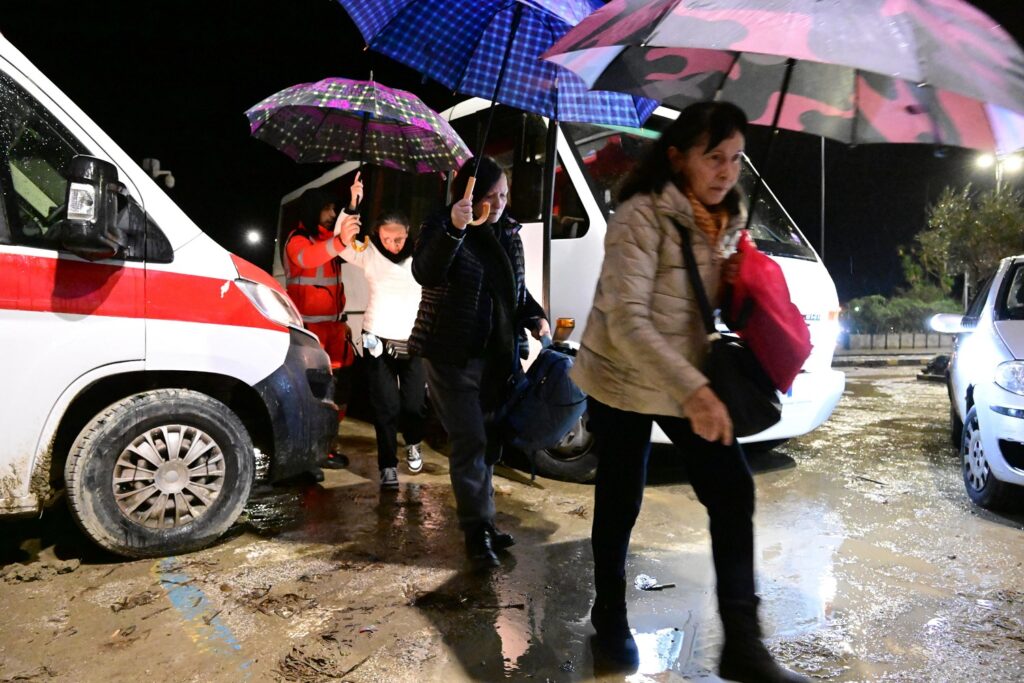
xmin=451 ymin=155 xmax=505 ymax=205
xmin=372 ymin=211 xmax=411 ymax=234
xmin=618 ymin=101 xmax=748 ymax=211
xmin=295 ymin=187 xmax=338 ymax=238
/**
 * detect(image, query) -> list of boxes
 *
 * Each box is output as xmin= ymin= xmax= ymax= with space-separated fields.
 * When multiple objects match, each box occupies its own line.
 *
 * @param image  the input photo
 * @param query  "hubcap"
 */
xmin=962 ymin=415 xmax=989 ymax=492
xmin=546 ymin=416 xmax=594 ymax=462
xmin=112 ymin=424 xmax=226 ymax=529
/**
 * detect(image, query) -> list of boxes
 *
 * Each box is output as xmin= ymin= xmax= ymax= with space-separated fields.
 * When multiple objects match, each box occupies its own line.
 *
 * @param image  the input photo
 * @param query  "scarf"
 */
xmin=684 ymin=187 xmax=729 ymax=244
xmin=370 ymin=233 xmax=413 ymax=264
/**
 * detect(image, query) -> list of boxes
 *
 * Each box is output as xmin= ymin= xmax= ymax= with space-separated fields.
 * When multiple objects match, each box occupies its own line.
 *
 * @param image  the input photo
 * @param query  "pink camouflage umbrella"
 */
xmin=543 ymin=0 xmax=1024 ymax=153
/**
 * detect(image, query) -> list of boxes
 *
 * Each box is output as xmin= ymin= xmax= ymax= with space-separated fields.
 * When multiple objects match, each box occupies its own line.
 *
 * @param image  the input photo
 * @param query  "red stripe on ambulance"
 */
xmin=0 ymin=252 xmax=280 ymax=331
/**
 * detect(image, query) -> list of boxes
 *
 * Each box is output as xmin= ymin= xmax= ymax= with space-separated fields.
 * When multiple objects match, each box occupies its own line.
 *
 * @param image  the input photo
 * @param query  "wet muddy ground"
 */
xmin=1 ymin=366 xmax=1022 ymax=682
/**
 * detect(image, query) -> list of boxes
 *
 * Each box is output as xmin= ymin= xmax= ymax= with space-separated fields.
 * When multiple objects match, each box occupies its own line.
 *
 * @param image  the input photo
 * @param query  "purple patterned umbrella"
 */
xmin=543 ymin=0 xmax=1024 ymax=153
xmin=245 ymin=77 xmax=471 ymax=173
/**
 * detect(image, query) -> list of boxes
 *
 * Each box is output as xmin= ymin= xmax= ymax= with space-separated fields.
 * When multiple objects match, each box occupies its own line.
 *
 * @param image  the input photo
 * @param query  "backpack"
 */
xmin=500 ymin=339 xmax=587 ymax=454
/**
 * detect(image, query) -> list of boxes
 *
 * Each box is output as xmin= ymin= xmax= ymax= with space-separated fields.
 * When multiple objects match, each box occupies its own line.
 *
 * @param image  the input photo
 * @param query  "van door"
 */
xmin=0 ymin=72 xmax=144 ymax=509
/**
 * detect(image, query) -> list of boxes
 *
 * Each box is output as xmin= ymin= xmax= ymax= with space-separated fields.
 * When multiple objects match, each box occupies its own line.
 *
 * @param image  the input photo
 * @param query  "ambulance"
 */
xmin=0 ymin=34 xmax=336 ymax=556
xmin=277 ymin=99 xmax=845 ymax=482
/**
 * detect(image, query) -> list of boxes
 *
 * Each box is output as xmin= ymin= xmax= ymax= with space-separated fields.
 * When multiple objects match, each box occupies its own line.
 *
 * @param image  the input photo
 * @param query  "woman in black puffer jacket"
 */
xmin=410 ymin=155 xmax=548 ymax=569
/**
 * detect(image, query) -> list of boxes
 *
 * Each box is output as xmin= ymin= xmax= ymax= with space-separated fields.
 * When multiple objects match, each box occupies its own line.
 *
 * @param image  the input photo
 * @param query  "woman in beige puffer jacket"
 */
xmin=574 ymin=102 xmax=809 ymax=683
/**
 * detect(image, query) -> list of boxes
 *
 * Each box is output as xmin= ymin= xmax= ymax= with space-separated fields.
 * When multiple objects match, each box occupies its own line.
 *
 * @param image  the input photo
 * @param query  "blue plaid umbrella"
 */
xmin=336 ymin=0 xmax=656 ymax=128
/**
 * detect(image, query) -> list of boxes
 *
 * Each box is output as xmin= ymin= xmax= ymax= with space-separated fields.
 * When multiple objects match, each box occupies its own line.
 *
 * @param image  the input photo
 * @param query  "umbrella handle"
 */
xmin=464 ymin=177 xmax=490 ymax=226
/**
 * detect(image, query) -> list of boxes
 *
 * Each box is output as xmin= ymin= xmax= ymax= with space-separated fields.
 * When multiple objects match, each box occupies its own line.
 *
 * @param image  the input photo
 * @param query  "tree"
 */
xmin=913 ymin=184 xmax=1024 ymax=295
xmin=844 ymin=293 xmax=960 ymax=334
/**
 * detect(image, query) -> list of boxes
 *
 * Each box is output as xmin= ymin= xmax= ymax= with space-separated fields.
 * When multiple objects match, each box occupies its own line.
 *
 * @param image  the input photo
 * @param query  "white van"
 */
xmin=0 ymin=34 xmax=336 ymax=556
xmin=276 ymin=99 xmax=845 ymax=482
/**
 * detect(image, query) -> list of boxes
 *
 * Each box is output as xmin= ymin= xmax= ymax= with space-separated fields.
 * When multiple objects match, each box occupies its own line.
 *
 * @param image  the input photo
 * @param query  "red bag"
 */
xmin=728 ymin=232 xmax=812 ymax=392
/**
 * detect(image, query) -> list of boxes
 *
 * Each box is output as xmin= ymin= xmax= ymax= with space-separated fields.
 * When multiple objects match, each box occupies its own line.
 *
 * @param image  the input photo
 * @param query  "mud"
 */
xmin=1 ymin=366 xmax=1022 ymax=682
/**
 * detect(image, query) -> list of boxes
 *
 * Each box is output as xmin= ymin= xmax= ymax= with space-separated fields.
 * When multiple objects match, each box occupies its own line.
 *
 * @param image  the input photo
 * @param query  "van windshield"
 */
xmin=562 ymin=119 xmax=818 ymax=260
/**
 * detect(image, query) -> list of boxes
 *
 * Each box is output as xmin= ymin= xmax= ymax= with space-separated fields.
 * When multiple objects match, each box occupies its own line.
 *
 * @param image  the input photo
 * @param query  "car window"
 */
xmin=997 ymin=264 xmax=1024 ymax=321
xmin=0 ymin=74 xmax=82 ymax=248
xmin=964 ymin=273 xmax=994 ymax=323
xmin=0 ymin=73 xmax=171 ymax=262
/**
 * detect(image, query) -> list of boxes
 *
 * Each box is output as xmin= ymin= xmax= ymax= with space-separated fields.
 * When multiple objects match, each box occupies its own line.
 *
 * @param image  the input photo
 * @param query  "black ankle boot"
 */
xmin=718 ymin=598 xmax=810 ymax=683
xmin=464 ymin=524 xmax=499 ymax=569
xmin=486 ymin=522 xmax=515 ymax=550
xmin=589 ymin=578 xmax=639 ymax=670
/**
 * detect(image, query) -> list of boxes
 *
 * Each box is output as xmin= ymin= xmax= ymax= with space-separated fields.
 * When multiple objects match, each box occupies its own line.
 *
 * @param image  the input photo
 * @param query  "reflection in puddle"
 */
xmin=631 ymin=626 xmax=688 ymax=676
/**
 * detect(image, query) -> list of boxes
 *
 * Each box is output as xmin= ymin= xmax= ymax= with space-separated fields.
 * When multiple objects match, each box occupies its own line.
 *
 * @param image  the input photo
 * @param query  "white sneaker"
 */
xmin=380 ymin=467 xmax=399 ymax=490
xmin=406 ymin=443 xmax=423 ymax=473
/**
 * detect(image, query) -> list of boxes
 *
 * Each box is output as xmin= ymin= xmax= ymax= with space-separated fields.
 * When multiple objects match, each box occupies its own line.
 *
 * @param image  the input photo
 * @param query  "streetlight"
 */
xmin=245 ymin=229 xmax=262 ymax=245
xmin=976 ymin=151 xmax=1023 ymax=189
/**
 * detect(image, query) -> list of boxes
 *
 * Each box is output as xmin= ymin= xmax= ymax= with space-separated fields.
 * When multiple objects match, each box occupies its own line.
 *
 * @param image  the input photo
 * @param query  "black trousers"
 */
xmin=589 ymin=397 xmax=756 ymax=606
xmin=424 ymin=358 xmax=504 ymax=530
xmin=365 ymin=351 xmax=426 ymax=470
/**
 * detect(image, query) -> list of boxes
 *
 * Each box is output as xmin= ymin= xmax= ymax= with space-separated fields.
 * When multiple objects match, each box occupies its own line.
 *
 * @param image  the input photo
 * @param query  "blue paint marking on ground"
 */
xmin=157 ymin=557 xmax=254 ymax=677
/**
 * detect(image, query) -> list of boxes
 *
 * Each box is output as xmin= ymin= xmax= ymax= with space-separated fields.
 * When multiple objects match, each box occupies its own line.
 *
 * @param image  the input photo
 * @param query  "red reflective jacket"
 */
xmin=285 ymin=225 xmax=345 ymax=324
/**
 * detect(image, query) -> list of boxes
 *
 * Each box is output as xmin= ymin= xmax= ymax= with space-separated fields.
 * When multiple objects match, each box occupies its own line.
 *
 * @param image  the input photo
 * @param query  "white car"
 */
xmin=933 ymin=255 xmax=1024 ymax=510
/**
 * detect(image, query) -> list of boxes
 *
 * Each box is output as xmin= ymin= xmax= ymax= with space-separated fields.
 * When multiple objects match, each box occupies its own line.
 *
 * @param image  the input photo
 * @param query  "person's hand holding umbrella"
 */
xmin=339 ymin=171 xmax=371 ymax=251
xmin=347 ymin=171 xmax=364 ymax=212
xmin=449 ymin=179 xmax=495 ymax=230
xmin=336 ymin=213 xmax=362 ymax=247
xmin=449 ymin=194 xmax=474 ymax=231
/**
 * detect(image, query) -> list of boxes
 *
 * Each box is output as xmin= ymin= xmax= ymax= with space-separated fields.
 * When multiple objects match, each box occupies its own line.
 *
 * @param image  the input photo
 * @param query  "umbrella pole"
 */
xmin=350 ymin=111 xmax=370 ymax=250
xmin=745 ymin=58 xmax=795 ymax=231
xmin=464 ymin=2 xmax=525 ymax=221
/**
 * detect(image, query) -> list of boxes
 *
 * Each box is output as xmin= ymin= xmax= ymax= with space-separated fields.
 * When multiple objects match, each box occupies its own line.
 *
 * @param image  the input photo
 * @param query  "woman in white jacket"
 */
xmin=338 ymin=211 xmax=425 ymax=490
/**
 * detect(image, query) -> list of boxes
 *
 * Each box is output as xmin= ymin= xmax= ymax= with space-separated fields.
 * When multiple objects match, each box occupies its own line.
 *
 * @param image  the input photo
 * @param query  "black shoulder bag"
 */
xmin=673 ymin=219 xmax=782 ymax=438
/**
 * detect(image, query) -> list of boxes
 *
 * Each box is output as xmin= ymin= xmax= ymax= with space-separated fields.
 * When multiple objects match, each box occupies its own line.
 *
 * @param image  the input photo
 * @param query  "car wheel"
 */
xmin=530 ymin=412 xmax=597 ymax=483
xmin=950 ymin=403 xmax=963 ymax=449
xmin=65 ymin=389 xmax=254 ymax=558
xmin=960 ymin=405 xmax=1016 ymax=510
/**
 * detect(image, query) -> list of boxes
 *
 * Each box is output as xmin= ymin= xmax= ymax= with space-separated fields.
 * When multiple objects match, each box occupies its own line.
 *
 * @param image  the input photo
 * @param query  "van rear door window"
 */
xmin=449 ymin=105 xmax=590 ymax=239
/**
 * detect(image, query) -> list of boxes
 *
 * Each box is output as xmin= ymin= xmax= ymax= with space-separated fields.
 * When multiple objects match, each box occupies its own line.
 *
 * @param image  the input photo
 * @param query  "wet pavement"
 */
xmin=1 ymin=366 xmax=1023 ymax=682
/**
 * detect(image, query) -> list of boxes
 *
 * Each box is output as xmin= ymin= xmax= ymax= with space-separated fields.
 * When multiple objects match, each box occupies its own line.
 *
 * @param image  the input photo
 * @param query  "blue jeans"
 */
xmin=424 ymin=358 xmax=504 ymax=530
xmin=589 ymin=397 xmax=756 ymax=605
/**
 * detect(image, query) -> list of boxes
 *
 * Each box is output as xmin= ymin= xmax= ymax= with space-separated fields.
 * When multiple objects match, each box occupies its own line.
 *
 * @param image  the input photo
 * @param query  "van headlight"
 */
xmin=235 ymin=279 xmax=303 ymax=329
xmin=994 ymin=361 xmax=1024 ymax=396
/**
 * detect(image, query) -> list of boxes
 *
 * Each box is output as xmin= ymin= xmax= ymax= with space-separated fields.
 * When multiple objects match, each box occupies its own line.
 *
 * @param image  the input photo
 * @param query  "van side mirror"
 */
xmin=58 ymin=155 xmax=128 ymax=261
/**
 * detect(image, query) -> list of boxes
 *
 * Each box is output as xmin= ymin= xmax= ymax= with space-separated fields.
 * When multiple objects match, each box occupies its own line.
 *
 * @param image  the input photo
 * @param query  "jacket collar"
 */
xmin=653 ymin=181 xmax=747 ymax=237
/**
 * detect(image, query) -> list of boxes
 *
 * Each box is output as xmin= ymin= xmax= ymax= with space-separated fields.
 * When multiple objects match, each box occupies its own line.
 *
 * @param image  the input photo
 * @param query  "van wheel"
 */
xmin=65 ymin=389 xmax=254 ymax=558
xmin=530 ymin=413 xmax=597 ymax=483
xmin=961 ymin=406 xmax=1017 ymax=510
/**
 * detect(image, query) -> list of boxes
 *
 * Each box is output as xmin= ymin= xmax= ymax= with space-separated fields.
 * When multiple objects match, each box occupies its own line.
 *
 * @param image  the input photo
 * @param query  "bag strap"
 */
xmin=670 ymin=217 xmax=718 ymax=339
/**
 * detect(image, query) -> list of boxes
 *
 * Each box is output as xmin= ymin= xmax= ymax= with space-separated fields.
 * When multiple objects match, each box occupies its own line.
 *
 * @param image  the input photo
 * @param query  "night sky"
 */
xmin=2 ymin=0 xmax=1022 ymax=301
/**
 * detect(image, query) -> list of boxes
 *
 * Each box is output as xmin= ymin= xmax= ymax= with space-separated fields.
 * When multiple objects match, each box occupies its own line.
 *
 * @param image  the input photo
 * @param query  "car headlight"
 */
xmin=235 ymin=279 xmax=303 ymax=329
xmin=994 ymin=360 xmax=1024 ymax=396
